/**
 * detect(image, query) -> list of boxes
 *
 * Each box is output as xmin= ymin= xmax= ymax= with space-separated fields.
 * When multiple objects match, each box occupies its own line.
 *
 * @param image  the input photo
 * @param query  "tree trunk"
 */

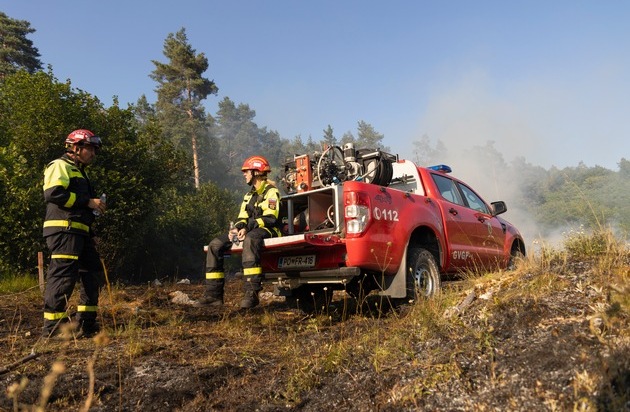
xmin=187 ymin=107 xmax=200 ymax=189
xmin=192 ymin=132 xmax=200 ymax=189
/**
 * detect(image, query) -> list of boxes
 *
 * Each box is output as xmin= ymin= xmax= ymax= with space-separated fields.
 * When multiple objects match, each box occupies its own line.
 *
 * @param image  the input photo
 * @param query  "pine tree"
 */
xmin=0 ymin=12 xmax=42 ymax=79
xmin=323 ymin=125 xmax=337 ymax=147
xmin=150 ymin=28 xmax=218 ymax=188
xmin=356 ymin=120 xmax=387 ymax=151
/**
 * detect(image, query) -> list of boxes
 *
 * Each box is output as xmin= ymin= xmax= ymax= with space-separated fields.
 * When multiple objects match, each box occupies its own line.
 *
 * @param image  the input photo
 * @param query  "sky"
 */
xmin=3 ymin=1 xmax=629 ymax=173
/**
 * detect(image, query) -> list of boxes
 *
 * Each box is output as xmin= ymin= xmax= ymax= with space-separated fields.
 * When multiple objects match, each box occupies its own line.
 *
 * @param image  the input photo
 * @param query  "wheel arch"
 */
xmin=511 ymin=237 xmax=526 ymax=257
xmin=507 ymin=236 xmax=527 ymax=270
xmin=408 ymin=225 xmax=442 ymax=268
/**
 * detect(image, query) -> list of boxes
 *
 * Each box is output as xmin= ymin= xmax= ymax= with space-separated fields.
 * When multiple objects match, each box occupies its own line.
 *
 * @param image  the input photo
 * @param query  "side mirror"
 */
xmin=491 ymin=201 xmax=507 ymax=216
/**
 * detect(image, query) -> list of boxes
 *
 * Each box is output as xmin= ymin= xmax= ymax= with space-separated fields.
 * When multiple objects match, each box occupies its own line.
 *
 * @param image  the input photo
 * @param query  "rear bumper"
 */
xmin=263 ymin=266 xmax=361 ymax=288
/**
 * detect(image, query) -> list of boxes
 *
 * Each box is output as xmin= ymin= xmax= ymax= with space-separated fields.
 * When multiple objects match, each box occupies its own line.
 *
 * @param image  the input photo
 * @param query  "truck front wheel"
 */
xmin=507 ymin=247 xmax=525 ymax=270
xmin=406 ymin=248 xmax=441 ymax=301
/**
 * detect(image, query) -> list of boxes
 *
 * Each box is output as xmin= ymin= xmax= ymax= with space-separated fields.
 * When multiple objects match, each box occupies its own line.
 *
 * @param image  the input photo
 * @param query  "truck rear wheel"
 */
xmin=406 ymin=247 xmax=441 ymax=301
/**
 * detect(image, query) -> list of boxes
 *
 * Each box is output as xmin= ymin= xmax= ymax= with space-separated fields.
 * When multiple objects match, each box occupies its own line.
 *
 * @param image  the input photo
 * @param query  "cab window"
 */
xmin=431 ymin=174 xmax=464 ymax=205
xmin=457 ymin=183 xmax=489 ymax=214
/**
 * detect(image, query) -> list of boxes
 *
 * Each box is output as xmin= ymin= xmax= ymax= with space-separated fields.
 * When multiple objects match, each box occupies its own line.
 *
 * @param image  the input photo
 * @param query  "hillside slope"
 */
xmin=1 ymin=235 xmax=628 ymax=411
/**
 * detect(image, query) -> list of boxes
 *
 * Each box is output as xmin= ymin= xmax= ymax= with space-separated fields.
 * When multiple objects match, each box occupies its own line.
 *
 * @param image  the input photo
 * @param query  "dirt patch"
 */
xmin=1 ymin=259 xmax=628 ymax=411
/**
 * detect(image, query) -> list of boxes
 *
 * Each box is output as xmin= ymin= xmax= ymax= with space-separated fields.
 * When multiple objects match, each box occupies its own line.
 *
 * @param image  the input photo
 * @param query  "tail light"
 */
xmin=344 ymin=191 xmax=370 ymax=235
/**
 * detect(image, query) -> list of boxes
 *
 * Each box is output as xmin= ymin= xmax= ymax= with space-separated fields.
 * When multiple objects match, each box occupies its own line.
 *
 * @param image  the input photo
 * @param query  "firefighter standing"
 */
xmin=42 ymin=129 xmax=106 ymax=338
xmin=198 ymin=155 xmax=281 ymax=309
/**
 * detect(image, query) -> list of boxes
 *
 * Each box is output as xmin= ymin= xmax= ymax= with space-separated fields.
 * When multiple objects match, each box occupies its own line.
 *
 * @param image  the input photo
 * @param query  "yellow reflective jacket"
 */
xmin=235 ymin=181 xmax=281 ymax=237
xmin=42 ymin=154 xmax=96 ymax=237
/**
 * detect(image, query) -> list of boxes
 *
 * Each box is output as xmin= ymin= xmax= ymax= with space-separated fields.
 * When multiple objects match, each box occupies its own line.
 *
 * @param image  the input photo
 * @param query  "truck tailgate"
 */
xmin=230 ymin=231 xmax=352 ymax=280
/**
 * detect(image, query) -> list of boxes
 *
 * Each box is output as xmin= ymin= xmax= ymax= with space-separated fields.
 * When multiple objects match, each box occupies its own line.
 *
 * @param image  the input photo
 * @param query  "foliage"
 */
xmin=210 ymin=96 xmax=293 ymax=188
xmin=91 ymin=103 xmax=197 ymax=279
xmin=0 ymin=12 xmax=42 ymax=79
xmin=338 ymin=120 xmax=390 ymax=152
xmin=130 ymin=183 xmax=239 ymax=282
xmin=0 ymin=272 xmax=38 ymax=293
xmin=411 ymin=134 xmax=447 ymax=166
xmin=563 ymin=225 xmax=624 ymax=258
xmin=0 ymin=70 xmax=104 ymax=276
xmin=322 ymin=124 xmax=337 ymax=147
xmin=532 ymin=164 xmax=628 ymax=233
xmin=356 ymin=120 xmax=389 ymax=151
xmin=214 ymin=97 xmax=265 ymax=187
xmin=0 ymin=70 xmax=236 ymax=282
xmin=150 ymin=28 xmax=219 ymax=188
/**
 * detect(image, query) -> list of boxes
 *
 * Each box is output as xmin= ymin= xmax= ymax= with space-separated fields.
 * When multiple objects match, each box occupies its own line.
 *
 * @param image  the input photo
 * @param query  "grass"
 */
xmin=1 ymin=228 xmax=629 ymax=410
xmin=0 ymin=273 xmax=38 ymax=294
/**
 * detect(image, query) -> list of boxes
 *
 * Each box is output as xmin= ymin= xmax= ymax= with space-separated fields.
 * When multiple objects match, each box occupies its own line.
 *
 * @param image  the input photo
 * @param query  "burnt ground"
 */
xmin=1 ymin=255 xmax=629 ymax=412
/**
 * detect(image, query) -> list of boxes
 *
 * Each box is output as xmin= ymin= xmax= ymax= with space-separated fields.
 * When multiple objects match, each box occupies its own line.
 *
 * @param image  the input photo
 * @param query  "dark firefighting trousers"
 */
xmin=43 ymin=232 xmax=103 ymax=336
xmin=204 ymin=228 xmax=271 ymax=298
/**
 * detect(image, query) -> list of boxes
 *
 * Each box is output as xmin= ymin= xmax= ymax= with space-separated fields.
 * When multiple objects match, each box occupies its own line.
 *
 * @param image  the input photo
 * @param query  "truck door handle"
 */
xmin=449 ymin=208 xmax=458 ymax=216
xmin=477 ymin=216 xmax=486 ymax=223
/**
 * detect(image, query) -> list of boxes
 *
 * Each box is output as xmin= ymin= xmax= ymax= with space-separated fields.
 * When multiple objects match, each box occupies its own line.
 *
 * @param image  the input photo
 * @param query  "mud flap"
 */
xmin=377 ymin=247 xmax=408 ymax=298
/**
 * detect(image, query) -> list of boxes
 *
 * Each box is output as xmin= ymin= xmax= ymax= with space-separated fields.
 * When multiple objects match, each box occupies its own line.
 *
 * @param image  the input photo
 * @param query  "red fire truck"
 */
xmin=232 ymin=144 xmax=526 ymax=309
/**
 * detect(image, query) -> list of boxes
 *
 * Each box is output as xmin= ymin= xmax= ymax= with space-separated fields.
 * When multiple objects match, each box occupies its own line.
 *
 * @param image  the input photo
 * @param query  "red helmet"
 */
xmin=65 ymin=129 xmax=102 ymax=149
xmin=241 ymin=155 xmax=271 ymax=173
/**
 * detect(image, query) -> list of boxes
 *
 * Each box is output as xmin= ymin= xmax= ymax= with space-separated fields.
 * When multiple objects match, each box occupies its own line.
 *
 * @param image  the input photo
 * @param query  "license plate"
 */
xmin=278 ymin=255 xmax=316 ymax=269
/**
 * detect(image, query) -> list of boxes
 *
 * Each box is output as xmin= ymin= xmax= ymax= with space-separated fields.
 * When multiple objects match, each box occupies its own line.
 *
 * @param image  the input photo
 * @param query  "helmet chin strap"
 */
xmin=68 ymin=146 xmax=85 ymax=167
xmin=246 ymin=171 xmax=267 ymax=187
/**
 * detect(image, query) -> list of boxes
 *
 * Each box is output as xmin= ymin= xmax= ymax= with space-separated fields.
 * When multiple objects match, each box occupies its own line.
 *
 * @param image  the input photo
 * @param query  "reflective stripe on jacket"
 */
xmin=235 ymin=181 xmax=281 ymax=237
xmin=43 ymin=154 xmax=96 ymax=237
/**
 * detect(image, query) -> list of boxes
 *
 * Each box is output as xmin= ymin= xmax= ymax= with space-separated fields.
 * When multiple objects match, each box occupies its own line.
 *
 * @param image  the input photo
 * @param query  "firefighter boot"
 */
xmin=240 ymin=276 xmax=262 ymax=309
xmin=78 ymin=317 xmax=100 ymax=338
xmin=195 ymin=279 xmax=224 ymax=307
xmin=42 ymin=318 xmax=69 ymax=339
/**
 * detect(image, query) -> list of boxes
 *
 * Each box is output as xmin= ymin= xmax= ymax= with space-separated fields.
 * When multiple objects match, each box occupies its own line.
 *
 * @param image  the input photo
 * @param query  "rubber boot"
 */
xmin=196 ymin=279 xmax=224 ymax=307
xmin=77 ymin=318 xmax=100 ymax=338
xmin=240 ymin=276 xmax=262 ymax=309
xmin=42 ymin=318 xmax=69 ymax=339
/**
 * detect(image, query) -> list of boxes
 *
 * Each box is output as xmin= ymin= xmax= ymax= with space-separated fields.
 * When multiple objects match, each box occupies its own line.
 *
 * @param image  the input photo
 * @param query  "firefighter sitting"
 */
xmin=197 ymin=155 xmax=281 ymax=308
